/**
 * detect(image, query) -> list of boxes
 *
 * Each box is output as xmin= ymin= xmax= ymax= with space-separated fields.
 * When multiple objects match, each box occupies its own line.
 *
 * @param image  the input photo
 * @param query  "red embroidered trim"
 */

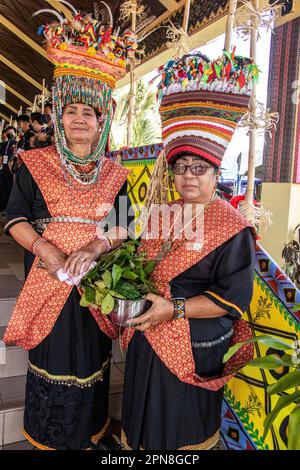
xmin=167 ymin=146 xmax=222 ymax=166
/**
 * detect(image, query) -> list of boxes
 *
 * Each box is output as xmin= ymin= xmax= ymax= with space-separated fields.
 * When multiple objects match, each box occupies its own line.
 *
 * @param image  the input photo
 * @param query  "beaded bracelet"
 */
xmin=172 ymin=297 xmax=186 ymax=320
xmin=32 ymin=237 xmax=48 ymax=256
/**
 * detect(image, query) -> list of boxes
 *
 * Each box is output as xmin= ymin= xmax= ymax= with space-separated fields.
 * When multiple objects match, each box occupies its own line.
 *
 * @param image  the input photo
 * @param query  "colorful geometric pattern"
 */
xmin=157 ymin=53 xmax=255 ymax=167
xmin=220 ymin=400 xmax=257 ymax=450
xmin=160 ymin=90 xmax=250 ymax=167
xmin=39 ymin=11 xmax=137 ymax=88
xmin=108 ymin=144 xmax=176 ymax=219
xmin=263 ymin=16 xmax=300 ymax=183
xmin=221 ymin=244 xmax=300 ymax=450
xmin=110 ymin=143 xmax=300 ymax=451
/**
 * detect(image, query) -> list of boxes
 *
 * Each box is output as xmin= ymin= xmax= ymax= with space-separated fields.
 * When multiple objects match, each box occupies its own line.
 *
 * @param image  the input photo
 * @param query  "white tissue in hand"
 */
xmin=56 ymin=262 xmax=97 ymax=286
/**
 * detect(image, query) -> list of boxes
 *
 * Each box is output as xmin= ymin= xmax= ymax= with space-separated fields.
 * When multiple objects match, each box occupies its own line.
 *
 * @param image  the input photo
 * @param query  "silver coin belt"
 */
xmin=191 ymin=327 xmax=234 ymax=349
xmin=33 ymin=217 xmax=98 ymax=234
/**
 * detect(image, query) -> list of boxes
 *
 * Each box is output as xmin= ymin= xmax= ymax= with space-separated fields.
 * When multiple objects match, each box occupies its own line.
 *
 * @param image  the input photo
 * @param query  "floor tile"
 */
xmin=3 ymin=407 xmax=24 ymax=445
xmin=3 ymin=440 xmax=33 ymax=450
xmin=0 ymin=255 xmax=24 ymax=264
xmin=109 ymin=393 xmax=123 ymax=422
xmin=6 ymin=264 xmax=24 ymax=282
xmin=113 ymin=343 xmax=126 ymax=364
xmin=116 ymin=363 xmax=125 ymax=374
xmin=0 ymin=345 xmax=28 ymax=379
xmin=0 ymin=376 xmax=27 ymax=404
xmin=0 ymin=270 xmax=13 ymax=276
xmin=0 ymin=299 xmax=16 ymax=328
xmin=0 ymin=277 xmax=22 ymax=299
xmin=110 ymin=364 xmax=124 ymax=384
xmin=0 ymin=412 xmax=3 ymax=447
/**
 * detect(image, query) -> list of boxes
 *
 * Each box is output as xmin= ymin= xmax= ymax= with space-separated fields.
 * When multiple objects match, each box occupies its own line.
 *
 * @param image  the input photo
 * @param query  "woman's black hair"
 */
xmin=30 ymin=112 xmax=44 ymax=125
xmin=4 ymin=125 xmax=17 ymax=133
xmin=95 ymin=109 xmax=102 ymax=120
xmin=17 ymin=114 xmax=30 ymax=123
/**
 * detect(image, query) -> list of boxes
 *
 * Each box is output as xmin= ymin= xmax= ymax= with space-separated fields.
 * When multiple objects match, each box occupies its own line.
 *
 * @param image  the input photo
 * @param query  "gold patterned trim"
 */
xmin=179 ymin=430 xmax=220 ymax=450
xmin=121 ymin=429 xmax=220 ymax=451
xmin=23 ymin=418 xmax=111 ymax=450
xmin=54 ymin=67 xmax=116 ymax=88
xmin=204 ymin=290 xmax=244 ymax=317
xmin=28 ymin=355 xmax=111 ymax=389
xmin=23 ymin=430 xmax=56 ymax=451
xmin=161 ymin=102 xmax=249 ymax=114
xmin=91 ymin=417 xmax=111 ymax=443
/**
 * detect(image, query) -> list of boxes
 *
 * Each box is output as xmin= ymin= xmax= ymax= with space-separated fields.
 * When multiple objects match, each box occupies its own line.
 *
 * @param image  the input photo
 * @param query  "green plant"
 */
xmin=224 ymin=335 xmax=300 ymax=450
xmin=80 ymin=240 xmax=157 ymax=315
xmin=110 ymin=78 xmax=161 ymax=150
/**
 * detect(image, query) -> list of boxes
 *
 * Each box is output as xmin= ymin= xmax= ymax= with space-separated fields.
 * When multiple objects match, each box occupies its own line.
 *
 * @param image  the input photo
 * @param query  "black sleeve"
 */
xmin=4 ymin=163 xmax=37 ymax=234
xmin=202 ymin=227 xmax=256 ymax=319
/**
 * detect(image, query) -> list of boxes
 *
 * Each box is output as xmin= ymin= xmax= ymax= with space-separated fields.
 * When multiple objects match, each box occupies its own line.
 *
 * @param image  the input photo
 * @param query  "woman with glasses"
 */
xmin=120 ymin=53 xmax=257 ymax=450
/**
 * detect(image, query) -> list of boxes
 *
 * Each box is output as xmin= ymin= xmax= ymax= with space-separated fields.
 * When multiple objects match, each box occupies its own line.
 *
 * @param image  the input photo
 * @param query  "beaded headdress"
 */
xmin=158 ymin=50 xmax=260 ymax=167
xmin=34 ymin=1 xmax=138 ymax=183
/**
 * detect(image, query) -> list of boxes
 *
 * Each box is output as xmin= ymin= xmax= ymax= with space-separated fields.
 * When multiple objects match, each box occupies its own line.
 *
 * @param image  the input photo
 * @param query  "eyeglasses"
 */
xmin=172 ymin=162 xmax=213 ymax=176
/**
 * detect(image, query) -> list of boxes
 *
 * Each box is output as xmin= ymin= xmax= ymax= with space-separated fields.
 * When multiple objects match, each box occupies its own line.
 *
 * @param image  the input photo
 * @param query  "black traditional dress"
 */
xmin=122 ymin=226 xmax=255 ymax=450
xmin=5 ymin=156 xmax=131 ymax=450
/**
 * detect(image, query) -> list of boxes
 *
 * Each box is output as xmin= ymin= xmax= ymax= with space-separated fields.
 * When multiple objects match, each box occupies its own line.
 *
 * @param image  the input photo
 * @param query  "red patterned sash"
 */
xmin=121 ymin=198 xmax=255 ymax=390
xmin=4 ymin=146 xmax=128 ymax=350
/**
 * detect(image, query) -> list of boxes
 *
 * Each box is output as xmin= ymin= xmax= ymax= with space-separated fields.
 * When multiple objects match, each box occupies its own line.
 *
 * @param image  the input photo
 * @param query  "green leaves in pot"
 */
xmin=80 ymin=240 xmax=157 ymax=315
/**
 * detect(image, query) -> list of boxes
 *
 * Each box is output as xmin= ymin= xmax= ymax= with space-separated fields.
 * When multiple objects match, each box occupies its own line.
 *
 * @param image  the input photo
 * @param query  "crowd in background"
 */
xmin=0 ymin=103 xmax=54 ymax=213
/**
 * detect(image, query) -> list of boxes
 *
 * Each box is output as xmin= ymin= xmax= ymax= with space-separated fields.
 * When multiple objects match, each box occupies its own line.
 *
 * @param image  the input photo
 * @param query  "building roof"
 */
xmin=0 ymin=0 xmax=231 ymax=122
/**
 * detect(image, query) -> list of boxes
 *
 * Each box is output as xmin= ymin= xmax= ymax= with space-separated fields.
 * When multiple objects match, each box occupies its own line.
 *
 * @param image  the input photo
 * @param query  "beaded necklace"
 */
xmin=155 ymin=193 xmax=217 ymax=262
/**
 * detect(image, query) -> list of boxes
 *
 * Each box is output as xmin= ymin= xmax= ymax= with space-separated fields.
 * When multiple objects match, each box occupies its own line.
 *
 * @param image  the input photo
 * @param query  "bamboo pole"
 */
xmin=126 ymin=1 xmax=138 ymax=148
xmin=224 ymin=0 xmax=238 ymax=51
xmin=0 ymin=119 xmax=4 ymax=139
xmin=144 ymin=0 xmax=193 ymax=214
xmin=33 ymin=95 xmax=37 ymax=113
xmin=244 ymin=0 xmax=259 ymax=211
xmin=182 ymin=0 xmax=191 ymax=33
xmin=41 ymin=79 xmax=46 ymax=114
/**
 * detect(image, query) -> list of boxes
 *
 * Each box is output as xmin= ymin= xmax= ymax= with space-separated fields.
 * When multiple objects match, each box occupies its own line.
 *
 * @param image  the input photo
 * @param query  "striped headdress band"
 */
xmin=158 ymin=51 xmax=260 ymax=167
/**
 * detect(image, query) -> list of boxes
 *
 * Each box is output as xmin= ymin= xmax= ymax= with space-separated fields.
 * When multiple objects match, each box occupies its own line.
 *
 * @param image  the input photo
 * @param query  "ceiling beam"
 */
xmin=119 ymin=2 xmax=231 ymax=88
xmin=138 ymin=0 xmax=186 ymax=37
xmin=158 ymin=0 xmax=179 ymax=12
xmin=1 ymin=83 xmax=33 ymax=106
xmin=0 ymin=55 xmax=43 ymax=91
xmin=0 ymin=15 xmax=48 ymax=59
xmin=46 ymin=0 xmax=74 ymax=21
xmin=0 ymin=100 xmax=19 ymax=114
xmin=0 ymin=111 xmax=10 ymax=123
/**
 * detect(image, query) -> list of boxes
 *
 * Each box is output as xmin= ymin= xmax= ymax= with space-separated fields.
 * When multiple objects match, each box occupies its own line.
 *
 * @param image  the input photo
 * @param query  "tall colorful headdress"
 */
xmin=34 ymin=2 xmax=138 ymax=183
xmin=158 ymin=50 xmax=260 ymax=167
